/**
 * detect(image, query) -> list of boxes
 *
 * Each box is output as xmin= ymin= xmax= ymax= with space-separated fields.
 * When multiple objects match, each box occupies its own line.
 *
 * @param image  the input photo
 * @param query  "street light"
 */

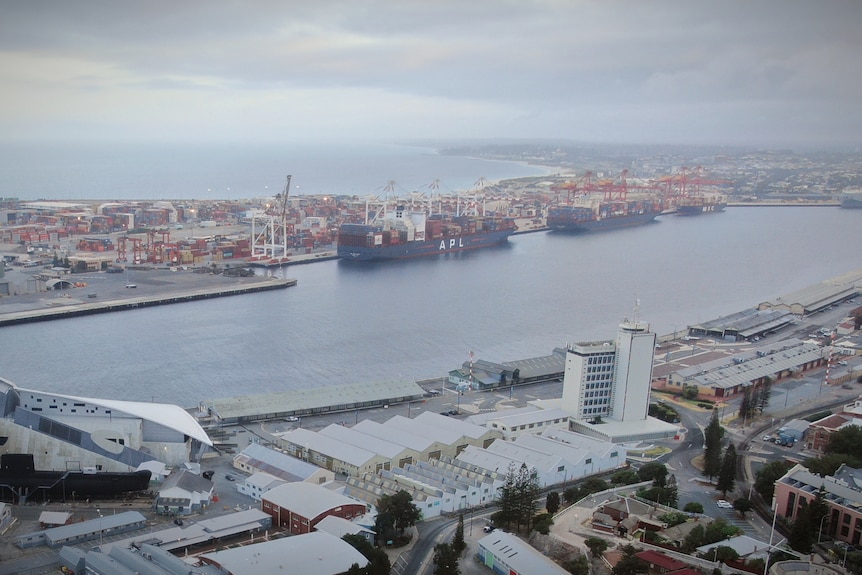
xmin=97 ymin=508 xmax=103 ymax=547
xmin=818 ymin=514 xmax=828 ymax=544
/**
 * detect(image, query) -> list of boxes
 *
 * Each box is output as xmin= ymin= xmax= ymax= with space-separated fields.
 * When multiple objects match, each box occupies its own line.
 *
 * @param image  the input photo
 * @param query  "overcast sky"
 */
xmin=1 ymin=1 xmax=860 ymax=148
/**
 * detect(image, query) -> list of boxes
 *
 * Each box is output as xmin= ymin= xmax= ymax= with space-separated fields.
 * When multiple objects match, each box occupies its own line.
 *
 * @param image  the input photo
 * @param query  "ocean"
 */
xmin=0 ymin=142 xmax=860 ymax=408
xmin=0 ymin=141 xmax=548 ymax=200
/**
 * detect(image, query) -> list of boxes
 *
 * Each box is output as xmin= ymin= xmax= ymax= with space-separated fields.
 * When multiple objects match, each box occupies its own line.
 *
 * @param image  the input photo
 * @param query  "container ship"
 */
xmin=840 ymin=189 xmax=862 ymax=209
xmin=547 ymin=198 xmax=664 ymax=232
xmin=337 ymin=205 xmax=516 ymax=261
xmin=0 ymin=453 xmax=152 ymax=503
xmin=674 ymin=194 xmax=727 ymax=215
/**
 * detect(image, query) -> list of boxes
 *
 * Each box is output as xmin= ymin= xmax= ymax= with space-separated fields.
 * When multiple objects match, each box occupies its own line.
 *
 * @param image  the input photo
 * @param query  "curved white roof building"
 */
xmin=0 ymin=377 xmax=212 ymax=472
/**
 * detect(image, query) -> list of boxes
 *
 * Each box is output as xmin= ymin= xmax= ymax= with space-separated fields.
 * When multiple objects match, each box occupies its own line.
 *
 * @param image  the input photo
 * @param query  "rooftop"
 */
xmin=200 ymin=531 xmax=368 ymax=575
xmin=263 ymin=482 xmax=365 ymax=519
xmin=478 ymin=530 xmax=569 ymax=575
xmin=207 ymin=380 xmax=425 ymax=421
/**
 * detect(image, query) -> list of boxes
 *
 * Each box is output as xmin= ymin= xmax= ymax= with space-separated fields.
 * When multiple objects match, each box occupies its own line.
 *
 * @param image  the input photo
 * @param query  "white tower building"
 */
xmin=561 ymin=321 xmax=655 ymax=421
xmin=609 ymin=321 xmax=655 ymax=422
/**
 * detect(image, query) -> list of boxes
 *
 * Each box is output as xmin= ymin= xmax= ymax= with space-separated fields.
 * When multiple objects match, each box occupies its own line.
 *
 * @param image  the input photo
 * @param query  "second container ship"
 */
xmin=337 ymin=205 xmax=516 ymax=261
xmin=547 ymin=197 xmax=664 ymax=232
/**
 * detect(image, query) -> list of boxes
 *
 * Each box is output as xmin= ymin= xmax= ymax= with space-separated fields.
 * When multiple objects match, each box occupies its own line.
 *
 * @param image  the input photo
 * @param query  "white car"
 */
xmin=716 ymin=500 xmax=733 ymax=509
xmin=285 ymin=416 xmax=299 ymax=422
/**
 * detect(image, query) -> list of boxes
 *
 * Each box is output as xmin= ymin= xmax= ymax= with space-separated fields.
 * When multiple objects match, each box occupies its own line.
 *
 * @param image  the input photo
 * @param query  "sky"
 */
xmin=1 ymin=1 xmax=860 ymax=148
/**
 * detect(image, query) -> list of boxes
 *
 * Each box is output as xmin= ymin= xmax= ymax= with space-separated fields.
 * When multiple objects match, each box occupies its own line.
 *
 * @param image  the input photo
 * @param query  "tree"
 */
xmin=452 ymin=514 xmax=466 ymax=554
xmin=497 ymin=462 xmax=518 ymax=528
xmin=788 ymin=499 xmax=814 ymax=553
xmin=532 ymin=512 xmax=554 ymax=534
xmin=514 ymin=463 xmax=541 ymax=530
xmin=717 ymin=444 xmax=737 ymax=497
xmin=732 ymin=497 xmax=753 ymax=517
xmin=703 ymin=518 xmax=742 ymax=545
xmin=585 ymin=536 xmax=609 ymax=557
xmin=546 ymin=491 xmax=561 ymax=515
xmin=375 ymin=490 xmax=421 ymax=541
xmin=826 ymin=425 xmax=862 ymax=461
xmin=738 ymin=387 xmax=751 ymax=420
xmin=611 ymin=469 xmax=640 ymax=486
xmin=754 ymin=460 xmax=792 ymax=501
xmin=373 ymin=511 xmax=395 ymax=546
xmin=564 ymin=554 xmax=590 ymax=575
xmin=497 ymin=462 xmax=541 ymax=530
xmin=709 ymin=545 xmax=740 ymax=563
xmin=342 ymin=534 xmax=391 ymax=575
xmin=703 ymin=409 xmax=725 ymax=480
xmin=637 ymin=462 xmax=668 ymax=487
xmin=804 ymin=453 xmax=862 ymax=476
xmin=683 ymin=502 xmax=704 ymax=513
xmin=682 ymin=524 xmax=706 ymax=553
xmin=613 ymin=545 xmax=647 ymax=575
xmin=757 ymin=377 xmax=772 ymax=413
xmin=432 ymin=542 xmax=461 ymax=575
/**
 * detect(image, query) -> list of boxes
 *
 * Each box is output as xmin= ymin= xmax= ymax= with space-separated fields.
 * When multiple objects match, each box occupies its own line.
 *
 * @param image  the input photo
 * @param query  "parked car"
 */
xmin=286 ymin=416 xmax=299 ymax=422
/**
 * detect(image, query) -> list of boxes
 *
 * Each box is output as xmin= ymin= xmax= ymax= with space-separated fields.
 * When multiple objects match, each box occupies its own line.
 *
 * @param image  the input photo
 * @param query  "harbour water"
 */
xmin=1 ymin=206 xmax=860 ymax=408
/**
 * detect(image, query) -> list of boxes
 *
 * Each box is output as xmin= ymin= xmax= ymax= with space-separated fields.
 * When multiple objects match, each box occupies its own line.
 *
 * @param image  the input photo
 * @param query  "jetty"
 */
xmin=0 ymin=273 xmax=296 ymax=327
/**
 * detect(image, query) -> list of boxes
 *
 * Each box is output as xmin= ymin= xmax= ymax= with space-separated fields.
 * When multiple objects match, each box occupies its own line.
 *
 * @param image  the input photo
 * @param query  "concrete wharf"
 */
xmin=0 ymin=271 xmax=296 ymax=327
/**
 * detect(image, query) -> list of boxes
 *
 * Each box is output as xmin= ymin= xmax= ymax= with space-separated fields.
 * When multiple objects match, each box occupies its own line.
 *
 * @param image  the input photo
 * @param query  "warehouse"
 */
xmin=277 ymin=427 xmax=393 ymax=477
xmin=666 ymin=339 xmax=825 ymax=399
xmin=275 ymin=411 xmax=499 ymax=476
xmin=199 ymin=531 xmax=368 ymax=575
xmin=261 ymin=482 xmax=366 ymax=535
xmin=232 ymin=443 xmax=335 ymax=485
xmin=477 ymin=530 xmax=570 ymax=575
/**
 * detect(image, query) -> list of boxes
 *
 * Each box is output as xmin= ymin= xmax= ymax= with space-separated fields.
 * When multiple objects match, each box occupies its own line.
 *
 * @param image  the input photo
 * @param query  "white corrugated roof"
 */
xmin=277 ymin=428 xmax=378 ymax=467
xmin=479 ymin=530 xmax=570 ymax=575
xmin=201 ymin=531 xmax=368 ymax=575
xmin=318 ymin=424 xmax=408 ymax=459
xmin=263 ymin=483 xmax=365 ymax=520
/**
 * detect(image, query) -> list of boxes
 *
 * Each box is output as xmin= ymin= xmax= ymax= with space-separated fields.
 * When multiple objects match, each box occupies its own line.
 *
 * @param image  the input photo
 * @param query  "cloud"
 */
xmin=0 ymin=0 xmax=859 ymax=147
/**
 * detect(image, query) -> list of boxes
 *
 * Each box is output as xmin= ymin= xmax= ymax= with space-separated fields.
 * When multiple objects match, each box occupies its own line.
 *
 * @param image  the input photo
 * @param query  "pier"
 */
xmin=0 ymin=273 xmax=296 ymax=327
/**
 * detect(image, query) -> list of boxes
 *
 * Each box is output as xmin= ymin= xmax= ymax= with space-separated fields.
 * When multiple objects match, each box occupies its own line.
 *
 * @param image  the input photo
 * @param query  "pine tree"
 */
xmin=758 ymin=378 xmax=772 ymax=413
xmin=433 ymin=542 xmax=461 ymax=575
xmin=717 ymin=444 xmax=737 ymax=497
xmin=546 ymin=491 xmax=560 ymax=515
xmin=665 ymin=474 xmax=679 ymax=508
xmin=497 ymin=462 xmax=518 ymax=529
xmin=738 ymin=387 xmax=752 ymax=423
xmin=514 ymin=463 xmax=540 ymax=530
xmin=703 ymin=409 xmax=724 ymax=480
xmin=452 ymin=514 xmax=466 ymax=554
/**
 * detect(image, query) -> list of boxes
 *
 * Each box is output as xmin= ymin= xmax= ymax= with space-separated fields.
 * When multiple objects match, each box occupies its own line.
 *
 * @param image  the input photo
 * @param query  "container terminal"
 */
xmin=0 ymin=266 xmax=296 ymax=327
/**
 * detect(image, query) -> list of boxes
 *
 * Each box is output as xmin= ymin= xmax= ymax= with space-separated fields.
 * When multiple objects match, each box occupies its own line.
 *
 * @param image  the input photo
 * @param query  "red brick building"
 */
xmin=805 ymin=398 xmax=862 ymax=453
xmin=261 ymin=482 xmax=366 ymax=535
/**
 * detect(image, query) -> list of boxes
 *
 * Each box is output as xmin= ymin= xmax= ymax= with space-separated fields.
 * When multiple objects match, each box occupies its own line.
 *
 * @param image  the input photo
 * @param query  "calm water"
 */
xmin=0 ymin=141 xmax=547 ymax=200
xmin=1 ymin=207 xmax=860 ymax=407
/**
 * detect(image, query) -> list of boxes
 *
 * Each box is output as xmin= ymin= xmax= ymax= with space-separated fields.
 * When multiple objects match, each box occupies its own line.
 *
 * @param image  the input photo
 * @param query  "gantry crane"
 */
xmin=250 ymin=175 xmax=294 ymax=262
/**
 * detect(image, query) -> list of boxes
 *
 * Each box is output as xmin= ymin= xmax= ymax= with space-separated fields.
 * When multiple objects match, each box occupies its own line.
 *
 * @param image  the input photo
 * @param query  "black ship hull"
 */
xmin=0 ymin=454 xmax=151 ymax=502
